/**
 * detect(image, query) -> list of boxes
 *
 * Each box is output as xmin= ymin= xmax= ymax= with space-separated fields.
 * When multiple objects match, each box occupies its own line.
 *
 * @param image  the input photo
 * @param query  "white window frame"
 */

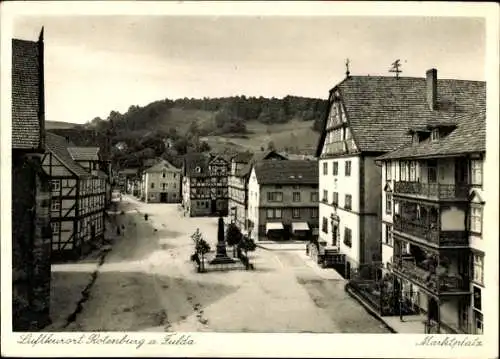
xmin=386 ymin=193 xmax=393 ymax=215
xmin=409 ymin=161 xmax=417 ymax=181
xmin=267 ymin=192 xmax=283 ymax=202
xmin=385 ymin=162 xmax=392 ymax=181
xmin=471 ymin=160 xmax=483 ymax=185
xmin=345 ymin=161 xmax=351 ymax=176
xmin=344 ymin=194 xmax=352 ymax=210
xmin=473 ymin=254 xmax=484 ymax=285
xmin=51 ymin=222 xmax=60 ymax=234
xmin=51 ymin=200 xmax=60 ymax=211
xmin=266 ymin=208 xmax=282 ymax=219
xmin=470 ymin=206 xmax=483 ymax=234
xmin=51 ymin=180 xmax=60 ymax=191
xmin=385 ymin=224 xmax=393 ymax=246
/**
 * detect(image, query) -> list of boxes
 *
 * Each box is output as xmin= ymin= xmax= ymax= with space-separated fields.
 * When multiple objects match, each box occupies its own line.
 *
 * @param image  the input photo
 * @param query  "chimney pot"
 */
xmin=426 ymin=68 xmax=437 ymax=110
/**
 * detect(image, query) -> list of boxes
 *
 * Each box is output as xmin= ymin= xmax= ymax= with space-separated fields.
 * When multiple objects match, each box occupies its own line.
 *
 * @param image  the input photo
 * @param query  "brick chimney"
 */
xmin=426 ymin=68 xmax=437 ymax=110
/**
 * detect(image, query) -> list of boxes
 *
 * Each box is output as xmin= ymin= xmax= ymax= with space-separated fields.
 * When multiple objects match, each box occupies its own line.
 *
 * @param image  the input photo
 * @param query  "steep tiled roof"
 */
xmin=238 ymin=150 xmax=288 ymax=178
xmin=316 ymin=75 xmax=486 ymax=155
xmin=12 ymin=38 xmax=43 ymax=150
xmin=232 ymin=152 xmax=254 ymax=164
xmin=377 ymin=108 xmax=486 ymax=160
xmin=253 ymin=160 xmax=319 ymax=185
xmin=67 ymin=147 xmax=100 ymax=161
xmin=183 ymin=153 xmax=210 ymax=177
xmin=46 ymin=133 xmax=91 ymax=177
xmin=145 ymin=159 xmax=181 ymax=173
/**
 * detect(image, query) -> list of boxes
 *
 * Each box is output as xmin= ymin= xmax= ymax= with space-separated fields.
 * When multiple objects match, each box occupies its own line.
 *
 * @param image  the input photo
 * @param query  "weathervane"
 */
xmin=389 ymin=59 xmax=402 ymax=78
xmin=345 ymin=58 xmax=350 ymax=77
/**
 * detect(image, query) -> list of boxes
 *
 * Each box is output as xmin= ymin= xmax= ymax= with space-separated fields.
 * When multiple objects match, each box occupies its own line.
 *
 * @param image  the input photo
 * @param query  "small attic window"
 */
xmin=195 ymin=166 xmax=201 ymax=173
xmin=298 ymin=175 xmax=303 ymax=179
xmin=431 ymin=129 xmax=440 ymax=141
xmin=290 ymin=175 xmax=295 ymax=179
xmin=412 ymin=133 xmax=420 ymax=144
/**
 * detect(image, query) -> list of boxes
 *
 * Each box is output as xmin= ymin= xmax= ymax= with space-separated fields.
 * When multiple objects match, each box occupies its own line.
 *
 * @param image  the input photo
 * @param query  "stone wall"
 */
xmin=12 ymin=153 xmax=51 ymax=331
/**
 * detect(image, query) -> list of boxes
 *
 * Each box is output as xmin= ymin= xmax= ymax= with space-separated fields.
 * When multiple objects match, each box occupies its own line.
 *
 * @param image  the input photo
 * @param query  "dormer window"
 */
xmin=413 ymin=133 xmax=420 ymax=144
xmin=195 ymin=166 xmax=201 ymax=173
xmin=431 ymin=129 xmax=440 ymax=141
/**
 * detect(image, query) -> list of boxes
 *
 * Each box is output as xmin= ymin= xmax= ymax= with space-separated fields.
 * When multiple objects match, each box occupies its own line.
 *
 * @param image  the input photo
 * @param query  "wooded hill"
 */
xmin=48 ymin=95 xmax=327 ymax=170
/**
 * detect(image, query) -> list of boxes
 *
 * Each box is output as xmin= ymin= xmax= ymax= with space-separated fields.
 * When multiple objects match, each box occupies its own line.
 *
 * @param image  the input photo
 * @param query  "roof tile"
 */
xmin=254 ymin=160 xmax=318 ymax=185
xmin=46 ymin=133 xmax=91 ymax=178
xmin=12 ymin=39 xmax=42 ymax=150
xmin=317 ymin=75 xmax=486 ymax=155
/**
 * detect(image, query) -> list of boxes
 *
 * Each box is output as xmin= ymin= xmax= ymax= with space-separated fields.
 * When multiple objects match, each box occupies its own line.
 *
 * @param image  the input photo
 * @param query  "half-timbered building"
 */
xmin=228 ymin=150 xmax=288 ymax=232
xmin=316 ymin=68 xmax=486 ymax=279
xmin=43 ymin=133 xmax=107 ymax=259
xmin=182 ymin=153 xmax=229 ymax=217
xmin=11 ymin=30 xmax=52 ymax=331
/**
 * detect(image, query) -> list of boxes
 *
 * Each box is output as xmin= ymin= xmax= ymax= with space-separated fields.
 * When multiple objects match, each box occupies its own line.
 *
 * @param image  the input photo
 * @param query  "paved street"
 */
xmin=54 ymin=195 xmax=390 ymax=333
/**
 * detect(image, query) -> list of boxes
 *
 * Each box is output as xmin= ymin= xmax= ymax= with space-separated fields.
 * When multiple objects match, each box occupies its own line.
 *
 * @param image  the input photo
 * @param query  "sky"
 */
xmin=13 ymin=15 xmax=486 ymax=124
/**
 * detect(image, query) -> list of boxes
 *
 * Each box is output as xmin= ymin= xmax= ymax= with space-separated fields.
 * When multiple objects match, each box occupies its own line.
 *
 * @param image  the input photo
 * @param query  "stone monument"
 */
xmin=209 ymin=216 xmax=235 ymax=265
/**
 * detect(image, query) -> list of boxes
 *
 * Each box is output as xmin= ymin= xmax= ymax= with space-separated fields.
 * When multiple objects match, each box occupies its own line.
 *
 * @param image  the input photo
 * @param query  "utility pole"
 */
xmin=345 ymin=58 xmax=350 ymax=77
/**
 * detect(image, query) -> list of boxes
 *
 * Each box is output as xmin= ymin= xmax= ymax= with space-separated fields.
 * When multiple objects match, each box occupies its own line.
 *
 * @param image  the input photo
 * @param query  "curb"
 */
xmin=344 ymin=284 xmax=397 ymax=334
xmin=255 ymin=244 xmax=305 ymax=251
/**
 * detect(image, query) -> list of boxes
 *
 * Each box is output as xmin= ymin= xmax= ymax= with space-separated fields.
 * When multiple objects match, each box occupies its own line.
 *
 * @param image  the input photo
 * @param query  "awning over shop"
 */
xmin=292 ymin=222 xmax=310 ymax=232
xmin=266 ymin=222 xmax=284 ymax=233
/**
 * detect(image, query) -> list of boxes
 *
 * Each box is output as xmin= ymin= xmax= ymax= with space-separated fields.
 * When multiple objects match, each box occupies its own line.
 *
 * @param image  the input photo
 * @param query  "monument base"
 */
xmin=209 ymin=243 xmax=236 ymax=265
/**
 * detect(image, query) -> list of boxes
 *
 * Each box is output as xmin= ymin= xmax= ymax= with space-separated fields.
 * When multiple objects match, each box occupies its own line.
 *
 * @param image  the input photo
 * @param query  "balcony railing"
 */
xmin=322 ymin=138 xmax=357 ymax=156
xmin=392 ymin=256 xmax=469 ymax=294
xmin=393 ymin=217 xmax=468 ymax=247
xmin=394 ymin=181 xmax=469 ymax=200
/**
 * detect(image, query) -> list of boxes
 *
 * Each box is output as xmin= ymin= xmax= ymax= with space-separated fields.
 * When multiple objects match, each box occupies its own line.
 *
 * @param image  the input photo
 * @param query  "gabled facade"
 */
xmin=182 ymin=153 xmax=229 ymax=217
xmin=141 ymin=159 xmax=181 ymax=203
xmin=316 ymin=69 xmax=486 ymax=280
xmin=247 ymin=160 xmax=319 ymax=241
xmin=11 ymin=30 xmax=52 ymax=331
xmin=67 ymin=146 xmax=112 ymax=208
xmin=377 ymin=107 xmax=486 ymax=334
xmin=43 ymin=133 xmax=107 ymax=259
xmin=228 ymin=150 xmax=288 ymax=231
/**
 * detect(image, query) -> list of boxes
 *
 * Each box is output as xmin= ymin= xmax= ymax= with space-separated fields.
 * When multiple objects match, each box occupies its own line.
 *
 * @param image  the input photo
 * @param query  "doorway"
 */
xmin=211 ymin=199 xmax=217 ymax=214
xmin=332 ymin=225 xmax=338 ymax=246
xmin=160 ymin=192 xmax=168 ymax=203
xmin=428 ymin=297 xmax=439 ymax=323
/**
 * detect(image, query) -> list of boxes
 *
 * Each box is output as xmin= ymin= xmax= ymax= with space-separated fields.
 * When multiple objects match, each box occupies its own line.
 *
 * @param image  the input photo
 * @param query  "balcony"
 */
xmin=394 ymin=181 xmax=469 ymax=201
xmin=392 ymin=256 xmax=469 ymax=295
xmin=322 ymin=138 xmax=357 ymax=156
xmin=393 ymin=217 xmax=468 ymax=248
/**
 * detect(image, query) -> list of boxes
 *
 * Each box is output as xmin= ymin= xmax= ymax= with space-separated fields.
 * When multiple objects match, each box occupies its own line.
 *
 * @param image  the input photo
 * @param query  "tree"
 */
xmin=226 ymin=223 xmax=243 ymax=257
xmin=196 ymin=238 xmax=211 ymax=272
xmin=191 ymin=228 xmax=210 ymax=272
xmin=238 ymin=235 xmax=257 ymax=269
xmin=239 ymin=235 xmax=257 ymax=257
xmin=267 ymin=140 xmax=276 ymax=151
xmin=191 ymin=228 xmax=203 ymax=244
